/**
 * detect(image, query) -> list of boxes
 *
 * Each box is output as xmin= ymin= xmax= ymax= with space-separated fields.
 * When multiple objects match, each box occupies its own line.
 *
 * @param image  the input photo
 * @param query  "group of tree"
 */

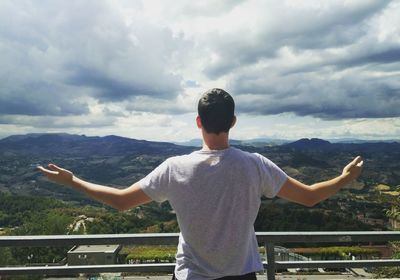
xmin=0 ymin=193 xmax=178 ymax=269
xmin=375 ymin=195 xmax=400 ymax=278
xmin=0 ymin=184 xmax=398 ymax=278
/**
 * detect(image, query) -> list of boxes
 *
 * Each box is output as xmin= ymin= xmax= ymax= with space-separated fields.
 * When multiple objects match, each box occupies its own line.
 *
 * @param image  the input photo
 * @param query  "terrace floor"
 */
xmin=42 ymin=269 xmax=389 ymax=280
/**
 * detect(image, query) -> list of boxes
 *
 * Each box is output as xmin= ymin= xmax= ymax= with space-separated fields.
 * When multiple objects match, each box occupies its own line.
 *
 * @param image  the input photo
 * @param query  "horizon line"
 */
xmin=0 ymin=132 xmax=399 ymax=144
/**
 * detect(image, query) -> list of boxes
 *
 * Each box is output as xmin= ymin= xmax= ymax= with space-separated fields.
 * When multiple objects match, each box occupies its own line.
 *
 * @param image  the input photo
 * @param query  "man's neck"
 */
xmin=201 ymin=131 xmax=230 ymax=151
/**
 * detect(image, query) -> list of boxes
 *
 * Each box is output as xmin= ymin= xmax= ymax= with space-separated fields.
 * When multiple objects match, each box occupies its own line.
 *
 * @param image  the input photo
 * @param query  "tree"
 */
xmin=0 ymin=247 xmax=15 ymax=266
xmin=375 ymin=196 xmax=400 ymax=277
xmin=11 ymin=211 xmax=72 ymax=264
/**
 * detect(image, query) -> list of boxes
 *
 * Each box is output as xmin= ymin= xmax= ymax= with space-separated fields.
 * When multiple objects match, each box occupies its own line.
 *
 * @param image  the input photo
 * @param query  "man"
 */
xmin=39 ymin=88 xmax=363 ymax=280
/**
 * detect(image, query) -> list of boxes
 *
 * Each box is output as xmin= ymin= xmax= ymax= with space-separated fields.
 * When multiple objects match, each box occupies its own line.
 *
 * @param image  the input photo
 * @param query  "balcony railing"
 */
xmin=1 ymin=231 xmax=400 ymax=280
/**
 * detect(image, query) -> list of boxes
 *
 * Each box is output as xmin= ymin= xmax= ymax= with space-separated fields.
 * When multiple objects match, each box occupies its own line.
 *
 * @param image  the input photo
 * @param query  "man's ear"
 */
xmin=196 ymin=116 xmax=202 ymax=129
xmin=230 ymin=115 xmax=237 ymax=128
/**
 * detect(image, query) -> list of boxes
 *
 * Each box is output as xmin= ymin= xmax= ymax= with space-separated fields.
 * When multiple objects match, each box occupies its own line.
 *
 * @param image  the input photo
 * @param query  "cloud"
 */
xmin=214 ymin=0 xmax=400 ymax=120
xmin=65 ymin=65 xmax=181 ymax=102
xmin=181 ymin=0 xmax=245 ymax=16
xmin=0 ymin=0 xmax=185 ymax=119
xmin=337 ymin=48 xmax=400 ymax=69
xmin=231 ymin=68 xmax=400 ymax=119
xmin=202 ymin=0 xmax=391 ymax=79
xmin=125 ymin=97 xmax=189 ymax=114
xmin=0 ymin=114 xmax=116 ymax=129
xmin=0 ymin=0 xmax=399 ymax=139
xmin=0 ymin=81 xmax=89 ymax=116
xmin=183 ymin=80 xmax=201 ymax=88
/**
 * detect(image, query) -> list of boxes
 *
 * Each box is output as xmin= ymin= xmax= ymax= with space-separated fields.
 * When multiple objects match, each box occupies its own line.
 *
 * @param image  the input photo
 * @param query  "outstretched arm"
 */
xmin=38 ymin=164 xmax=151 ymax=211
xmin=277 ymin=156 xmax=364 ymax=207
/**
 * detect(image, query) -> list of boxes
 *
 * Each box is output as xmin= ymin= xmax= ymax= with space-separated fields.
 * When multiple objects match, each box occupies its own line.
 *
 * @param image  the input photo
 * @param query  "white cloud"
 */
xmin=0 ymin=0 xmax=399 ymax=141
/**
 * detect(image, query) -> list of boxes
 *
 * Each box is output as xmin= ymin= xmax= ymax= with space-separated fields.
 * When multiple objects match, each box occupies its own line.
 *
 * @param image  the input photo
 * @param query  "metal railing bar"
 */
xmin=265 ymin=242 xmax=276 ymax=280
xmin=1 ymin=232 xmax=400 ymax=278
xmin=256 ymin=231 xmax=400 ymax=243
xmin=267 ymin=259 xmax=400 ymax=269
xmin=0 ymin=263 xmax=175 ymax=276
xmin=0 ymin=233 xmax=180 ymax=247
xmin=1 ymin=231 xmax=399 ymax=247
xmin=2 ymin=259 xmax=400 ymax=276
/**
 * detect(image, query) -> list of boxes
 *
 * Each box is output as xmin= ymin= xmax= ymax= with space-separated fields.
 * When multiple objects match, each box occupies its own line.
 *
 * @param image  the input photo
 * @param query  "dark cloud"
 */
xmin=0 ymin=81 xmax=89 ymax=116
xmin=0 ymin=96 xmax=88 ymax=116
xmin=0 ymin=0 xmax=399 ymax=131
xmin=203 ymin=1 xmax=391 ymax=79
xmin=231 ymin=72 xmax=400 ymax=119
xmin=364 ymin=48 xmax=400 ymax=63
xmin=0 ymin=114 xmax=116 ymax=128
xmin=337 ymin=48 xmax=400 ymax=69
xmin=65 ymin=65 xmax=180 ymax=102
xmin=0 ymin=0 xmax=184 ymax=122
xmin=207 ymin=1 xmax=400 ymax=120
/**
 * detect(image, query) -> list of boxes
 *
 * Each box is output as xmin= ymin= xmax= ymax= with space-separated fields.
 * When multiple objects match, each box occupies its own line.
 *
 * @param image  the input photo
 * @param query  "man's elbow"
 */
xmin=110 ymin=192 xmax=132 ymax=211
xmin=108 ymin=201 xmax=127 ymax=211
xmin=114 ymin=199 xmax=134 ymax=212
xmin=115 ymin=204 xmax=129 ymax=212
xmin=302 ymin=192 xmax=320 ymax=207
xmin=302 ymin=199 xmax=318 ymax=207
xmin=113 ymin=195 xmax=144 ymax=211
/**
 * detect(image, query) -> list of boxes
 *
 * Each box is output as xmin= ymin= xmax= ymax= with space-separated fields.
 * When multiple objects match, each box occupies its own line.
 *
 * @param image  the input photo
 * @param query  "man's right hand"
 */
xmin=278 ymin=155 xmax=364 ymax=207
xmin=342 ymin=156 xmax=364 ymax=181
xmin=38 ymin=164 xmax=74 ymax=186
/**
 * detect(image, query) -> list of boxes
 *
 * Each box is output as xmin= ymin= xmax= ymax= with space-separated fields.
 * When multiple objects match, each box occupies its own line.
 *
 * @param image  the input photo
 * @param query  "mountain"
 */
xmin=285 ymin=138 xmax=332 ymax=150
xmin=1 ymin=133 xmax=399 ymax=200
xmin=174 ymin=139 xmax=203 ymax=147
xmin=175 ymin=137 xmax=290 ymax=147
xmin=284 ymin=138 xmax=400 ymax=154
xmin=2 ymin=133 xmax=399 ymax=157
xmin=328 ymin=138 xmax=400 ymax=144
xmin=0 ymin=133 xmax=194 ymax=157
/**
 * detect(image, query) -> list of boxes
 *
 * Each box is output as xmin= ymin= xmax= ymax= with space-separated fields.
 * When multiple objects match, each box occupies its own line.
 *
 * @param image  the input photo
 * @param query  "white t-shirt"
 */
xmin=139 ymin=147 xmax=288 ymax=280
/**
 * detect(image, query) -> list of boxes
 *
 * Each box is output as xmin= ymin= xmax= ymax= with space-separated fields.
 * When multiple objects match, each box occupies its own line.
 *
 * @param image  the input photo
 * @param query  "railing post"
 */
xmin=265 ymin=242 xmax=276 ymax=280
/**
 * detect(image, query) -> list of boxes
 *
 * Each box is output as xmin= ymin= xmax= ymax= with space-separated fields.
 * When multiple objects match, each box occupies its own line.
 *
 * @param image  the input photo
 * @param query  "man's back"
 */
xmin=139 ymin=147 xmax=287 ymax=279
xmin=38 ymin=88 xmax=363 ymax=280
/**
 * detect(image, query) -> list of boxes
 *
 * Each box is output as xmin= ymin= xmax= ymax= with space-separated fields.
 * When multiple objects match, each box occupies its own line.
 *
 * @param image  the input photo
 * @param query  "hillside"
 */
xmin=0 ymin=133 xmax=399 ymax=234
xmin=0 ymin=133 xmax=194 ymax=157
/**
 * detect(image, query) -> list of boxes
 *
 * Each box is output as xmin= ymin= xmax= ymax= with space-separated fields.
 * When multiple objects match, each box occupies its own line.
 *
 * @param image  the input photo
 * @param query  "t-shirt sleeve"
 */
xmin=254 ymin=153 xmax=288 ymax=198
xmin=138 ymin=159 xmax=171 ymax=203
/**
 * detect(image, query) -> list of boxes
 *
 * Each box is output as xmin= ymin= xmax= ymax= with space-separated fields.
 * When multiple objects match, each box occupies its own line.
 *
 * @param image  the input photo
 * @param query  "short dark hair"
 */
xmin=198 ymin=88 xmax=235 ymax=134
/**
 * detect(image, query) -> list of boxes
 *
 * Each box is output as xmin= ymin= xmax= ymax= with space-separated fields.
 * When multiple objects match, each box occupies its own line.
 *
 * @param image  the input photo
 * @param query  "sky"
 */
xmin=0 ymin=0 xmax=399 ymax=142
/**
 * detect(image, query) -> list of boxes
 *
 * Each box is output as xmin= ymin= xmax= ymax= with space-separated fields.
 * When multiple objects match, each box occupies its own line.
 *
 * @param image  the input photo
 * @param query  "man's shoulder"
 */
xmin=230 ymin=148 xmax=277 ymax=169
xmin=164 ymin=147 xmax=265 ymax=165
xmin=167 ymin=151 xmax=197 ymax=160
xmin=163 ymin=152 xmax=199 ymax=165
xmin=230 ymin=146 xmax=262 ymax=160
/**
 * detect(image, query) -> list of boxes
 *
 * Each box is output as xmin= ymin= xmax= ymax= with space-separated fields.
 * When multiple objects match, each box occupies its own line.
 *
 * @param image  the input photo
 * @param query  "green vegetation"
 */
xmin=125 ymin=246 xmax=176 ymax=263
xmin=0 ymin=247 xmax=14 ymax=265
xmin=255 ymin=201 xmax=375 ymax=232
xmin=376 ymin=184 xmax=391 ymax=191
xmin=0 ymin=193 xmax=179 ymax=267
xmin=382 ymin=191 xmax=400 ymax=196
xmin=0 ymin=194 xmax=66 ymax=227
xmin=1 ymin=135 xmax=399 ymax=273
xmin=293 ymin=246 xmax=380 ymax=260
xmin=374 ymin=194 xmax=400 ymax=278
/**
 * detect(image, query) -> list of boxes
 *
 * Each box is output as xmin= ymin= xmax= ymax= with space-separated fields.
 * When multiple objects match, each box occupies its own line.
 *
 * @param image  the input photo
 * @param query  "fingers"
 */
xmin=37 ymin=165 xmax=58 ymax=175
xmin=352 ymin=156 xmax=363 ymax=165
xmin=349 ymin=156 xmax=364 ymax=170
xmin=48 ymin=164 xmax=63 ymax=172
